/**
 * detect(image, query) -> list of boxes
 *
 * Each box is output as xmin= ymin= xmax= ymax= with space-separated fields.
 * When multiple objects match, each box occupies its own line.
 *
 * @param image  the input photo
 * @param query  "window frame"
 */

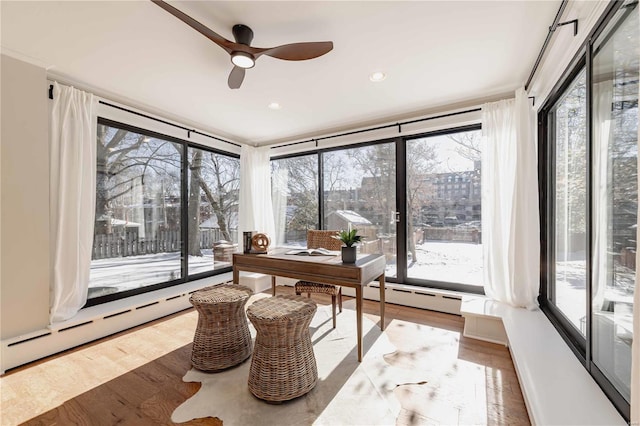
xmin=538 ymin=0 xmax=635 ymax=420
xmin=86 ymin=117 xmax=240 ymax=308
xmin=270 ymin=124 xmax=484 ymax=294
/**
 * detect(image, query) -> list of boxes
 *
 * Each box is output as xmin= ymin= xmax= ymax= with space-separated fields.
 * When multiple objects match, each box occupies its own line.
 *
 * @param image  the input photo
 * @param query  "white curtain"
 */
xmin=49 ymin=82 xmax=97 ymax=323
xmin=592 ymin=82 xmax=613 ymax=312
xmin=481 ymin=88 xmax=540 ymax=309
xmin=271 ymin=165 xmax=289 ymax=246
xmin=238 ymin=145 xmax=276 ymax=244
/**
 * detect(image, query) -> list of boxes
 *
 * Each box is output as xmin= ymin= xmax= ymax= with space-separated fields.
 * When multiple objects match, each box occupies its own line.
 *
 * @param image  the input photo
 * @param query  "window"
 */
xmin=590 ymin=3 xmax=637 ymax=405
xmin=271 ymin=154 xmax=319 ymax=247
xmin=548 ymin=68 xmax=588 ymax=335
xmin=89 ymin=119 xmax=239 ymax=303
xmin=187 ymin=147 xmax=239 ymax=275
xmin=540 ymin=2 xmax=637 ymax=419
xmin=270 ymin=129 xmax=483 ymax=291
xmin=406 ymin=128 xmax=483 ymax=290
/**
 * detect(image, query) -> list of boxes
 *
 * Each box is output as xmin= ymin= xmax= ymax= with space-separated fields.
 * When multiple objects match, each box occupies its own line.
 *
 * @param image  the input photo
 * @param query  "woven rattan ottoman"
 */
xmin=189 ymin=283 xmax=253 ymax=372
xmin=246 ymin=295 xmax=318 ymax=402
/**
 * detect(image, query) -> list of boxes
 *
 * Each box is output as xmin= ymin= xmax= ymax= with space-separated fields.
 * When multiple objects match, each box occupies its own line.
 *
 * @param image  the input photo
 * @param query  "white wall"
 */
xmin=528 ymin=1 xmax=609 ymax=110
xmin=1 ymin=54 xmax=50 ymax=339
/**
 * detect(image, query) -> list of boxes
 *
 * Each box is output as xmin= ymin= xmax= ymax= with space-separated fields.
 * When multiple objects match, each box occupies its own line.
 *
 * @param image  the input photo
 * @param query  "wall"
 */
xmin=1 ymin=54 xmax=50 ymax=339
xmin=528 ymin=1 xmax=609 ymax=110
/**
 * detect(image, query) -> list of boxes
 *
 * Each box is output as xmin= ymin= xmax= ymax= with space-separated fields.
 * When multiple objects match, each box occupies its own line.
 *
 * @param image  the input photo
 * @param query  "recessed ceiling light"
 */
xmin=268 ymin=102 xmax=282 ymax=110
xmin=369 ymin=71 xmax=386 ymax=82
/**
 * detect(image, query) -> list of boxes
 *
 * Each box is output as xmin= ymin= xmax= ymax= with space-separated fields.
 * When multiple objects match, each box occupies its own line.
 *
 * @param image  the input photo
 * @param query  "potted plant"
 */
xmin=333 ymin=228 xmax=362 ymax=263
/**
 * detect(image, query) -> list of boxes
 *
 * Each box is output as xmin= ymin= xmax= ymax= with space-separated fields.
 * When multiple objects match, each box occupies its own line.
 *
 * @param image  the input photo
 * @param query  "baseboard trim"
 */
xmin=1 ymin=273 xmax=232 ymax=374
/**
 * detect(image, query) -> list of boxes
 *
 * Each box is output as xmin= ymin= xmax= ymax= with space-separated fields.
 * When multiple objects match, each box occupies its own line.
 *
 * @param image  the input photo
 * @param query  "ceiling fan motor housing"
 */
xmin=232 ymin=24 xmax=254 ymax=46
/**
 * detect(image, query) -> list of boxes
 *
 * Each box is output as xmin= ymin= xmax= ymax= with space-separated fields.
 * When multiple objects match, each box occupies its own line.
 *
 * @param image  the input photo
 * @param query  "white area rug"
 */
xmin=172 ymin=295 xmax=429 ymax=425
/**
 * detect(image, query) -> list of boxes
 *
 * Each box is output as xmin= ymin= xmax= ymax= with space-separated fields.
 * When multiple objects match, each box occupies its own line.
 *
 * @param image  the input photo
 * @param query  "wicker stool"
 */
xmin=246 ymin=295 xmax=318 ymax=402
xmin=189 ymin=283 xmax=253 ymax=372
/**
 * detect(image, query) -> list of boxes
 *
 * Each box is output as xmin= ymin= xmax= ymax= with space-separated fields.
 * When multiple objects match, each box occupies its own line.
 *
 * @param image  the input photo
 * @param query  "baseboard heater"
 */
xmin=341 ymin=282 xmax=463 ymax=316
xmin=1 ymin=274 xmax=232 ymax=374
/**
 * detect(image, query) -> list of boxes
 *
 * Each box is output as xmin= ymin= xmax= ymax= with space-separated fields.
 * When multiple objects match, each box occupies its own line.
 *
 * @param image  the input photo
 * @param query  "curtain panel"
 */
xmin=481 ymin=88 xmax=540 ymax=309
xmin=238 ymin=145 xmax=276 ymax=243
xmin=49 ymin=82 xmax=97 ymax=323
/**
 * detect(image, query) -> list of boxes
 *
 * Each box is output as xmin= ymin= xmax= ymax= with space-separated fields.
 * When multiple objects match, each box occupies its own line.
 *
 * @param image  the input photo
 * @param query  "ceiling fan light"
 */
xmin=231 ymin=51 xmax=255 ymax=69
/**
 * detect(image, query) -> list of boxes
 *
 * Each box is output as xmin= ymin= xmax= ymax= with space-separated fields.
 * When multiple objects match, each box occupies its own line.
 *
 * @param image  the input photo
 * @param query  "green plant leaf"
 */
xmin=332 ymin=228 xmax=362 ymax=247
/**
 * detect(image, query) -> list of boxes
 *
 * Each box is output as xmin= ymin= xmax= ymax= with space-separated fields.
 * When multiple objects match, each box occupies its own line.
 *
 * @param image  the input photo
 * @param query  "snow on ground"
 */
xmin=90 ymin=241 xmax=486 ymax=297
xmin=406 ymin=241 xmax=483 ymax=288
xmin=89 ymin=242 xmax=634 ymax=333
xmin=89 ymin=249 xmax=230 ymax=296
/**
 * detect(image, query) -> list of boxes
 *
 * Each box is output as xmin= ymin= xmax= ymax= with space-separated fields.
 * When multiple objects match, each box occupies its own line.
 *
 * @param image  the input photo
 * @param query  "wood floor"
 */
xmin=1 ymin=286 xmax=530 ymax=425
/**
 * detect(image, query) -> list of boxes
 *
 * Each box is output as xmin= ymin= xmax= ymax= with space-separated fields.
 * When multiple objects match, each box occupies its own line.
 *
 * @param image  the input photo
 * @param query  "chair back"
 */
xmin=307 ymin=230 xmax=342 ymax=251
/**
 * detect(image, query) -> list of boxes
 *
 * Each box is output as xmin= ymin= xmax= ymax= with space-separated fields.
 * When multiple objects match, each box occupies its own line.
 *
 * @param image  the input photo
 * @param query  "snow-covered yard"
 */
xmin=88 ymin=249 xmax=230 ymax=297
xmin=89 ymin=242 xmax=633 ymax=330
xmin=404 ymin=241 xmax=483 ymax=288
xmin=89 ymin=241 xmax=487 ymax=297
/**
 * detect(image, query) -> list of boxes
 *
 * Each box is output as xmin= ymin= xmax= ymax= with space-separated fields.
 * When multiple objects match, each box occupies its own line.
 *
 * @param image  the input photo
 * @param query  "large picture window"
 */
xmin=271 ymin=129 xmax=482 ymax=290
xmin=541 ymin=2 xmax=637 ymax=419
xmin=88 ymin=119 xmax=239 ymax=303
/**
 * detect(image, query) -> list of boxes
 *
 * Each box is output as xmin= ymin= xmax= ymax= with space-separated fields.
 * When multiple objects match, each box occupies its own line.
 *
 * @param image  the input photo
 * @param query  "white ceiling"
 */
xmin=1 ymin=1 xmax=560 ymax=146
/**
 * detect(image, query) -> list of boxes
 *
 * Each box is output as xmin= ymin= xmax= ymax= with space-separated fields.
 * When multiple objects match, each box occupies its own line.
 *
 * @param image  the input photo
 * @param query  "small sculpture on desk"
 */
xmin=250 ymin=232 xmax=270 ymax=254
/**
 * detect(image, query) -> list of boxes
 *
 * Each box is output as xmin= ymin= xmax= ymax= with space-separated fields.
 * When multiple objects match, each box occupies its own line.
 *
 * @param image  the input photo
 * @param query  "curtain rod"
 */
xmin=269 ymin=107 xmax=482 ymax=150
xmin=48 ymin=84 xmax=241 ymax=148
xmin=525 ymin=0 xmax=578 ymax=91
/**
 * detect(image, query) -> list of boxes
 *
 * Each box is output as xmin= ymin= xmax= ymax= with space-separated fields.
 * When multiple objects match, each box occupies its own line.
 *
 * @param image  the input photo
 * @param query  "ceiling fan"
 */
xmin=152 ymin=0 xmax=334 ymax=89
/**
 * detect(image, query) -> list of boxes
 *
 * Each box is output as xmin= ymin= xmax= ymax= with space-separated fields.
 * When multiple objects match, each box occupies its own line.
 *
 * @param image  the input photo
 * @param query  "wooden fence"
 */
xmin=92 ymin=229 xmax=237 ymax=260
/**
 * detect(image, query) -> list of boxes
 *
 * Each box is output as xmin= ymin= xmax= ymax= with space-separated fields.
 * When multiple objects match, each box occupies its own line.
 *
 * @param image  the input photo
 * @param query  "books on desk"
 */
xmin=285 ymin=248 xmax=339 ymax=256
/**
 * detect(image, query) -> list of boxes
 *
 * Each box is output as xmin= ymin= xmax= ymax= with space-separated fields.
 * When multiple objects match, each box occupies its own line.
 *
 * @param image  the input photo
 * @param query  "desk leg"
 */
xmin=379 ymin=273 xmax=385 ymax=331
xmin=271 ymin=276 xmax=276 ymax=296
xmin=233 ymin=267 xmax=239 ymax=284
xmin=356 ymin=285 xmax=363 ymax=362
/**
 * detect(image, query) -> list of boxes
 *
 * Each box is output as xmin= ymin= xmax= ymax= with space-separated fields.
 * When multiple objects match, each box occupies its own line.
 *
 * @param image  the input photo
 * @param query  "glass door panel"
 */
xmin=591 ymin=4 xmax=638 ymax=402
xmin=550 ymin=68 xmax=588 ymax=335
xmin=406 ymin=128 xmax=483 ymax=289
xmin=322 ymin=143 xmax=397 ymax=277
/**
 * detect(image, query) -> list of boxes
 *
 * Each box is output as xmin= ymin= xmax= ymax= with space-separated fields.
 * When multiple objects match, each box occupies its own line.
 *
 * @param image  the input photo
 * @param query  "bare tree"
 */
xmin=271 ymin=155 xmax=319 ymax=238
xmin=405 ymin=141 xmax=438 ymax=261
xmin=447 ymin=132 xmax=481 ymax=163
xmin=188 ymin=149 xmax=240 ymax=255
xmin=96 ymin=124 xmax=181 ymax=235
xmin=97 ymin=123 xmax=239 ymax=258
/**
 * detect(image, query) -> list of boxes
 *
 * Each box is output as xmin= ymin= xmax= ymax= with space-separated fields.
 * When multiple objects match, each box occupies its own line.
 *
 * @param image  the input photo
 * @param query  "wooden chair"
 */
xmin=294 ymin=230 xmax=343 ymax=328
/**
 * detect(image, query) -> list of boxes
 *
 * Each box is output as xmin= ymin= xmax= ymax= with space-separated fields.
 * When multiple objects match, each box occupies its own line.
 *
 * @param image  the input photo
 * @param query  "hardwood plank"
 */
xmin=3 ymin=286 xmax=529 ymax=425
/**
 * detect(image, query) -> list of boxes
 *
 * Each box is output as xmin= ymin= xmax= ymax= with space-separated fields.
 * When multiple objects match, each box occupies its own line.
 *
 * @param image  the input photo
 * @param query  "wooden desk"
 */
xmin=232 ymin=249 xmax=386 ymax=362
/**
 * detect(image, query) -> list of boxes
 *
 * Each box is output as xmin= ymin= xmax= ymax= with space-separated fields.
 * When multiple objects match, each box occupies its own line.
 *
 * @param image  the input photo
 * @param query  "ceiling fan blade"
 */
xmin=257 ymin=41 xmax=333 ymax=61
xmin=151 ymin=0 xmax=235 ymax=54
xmin=228 ymin=66 xmax=246 ymax=89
